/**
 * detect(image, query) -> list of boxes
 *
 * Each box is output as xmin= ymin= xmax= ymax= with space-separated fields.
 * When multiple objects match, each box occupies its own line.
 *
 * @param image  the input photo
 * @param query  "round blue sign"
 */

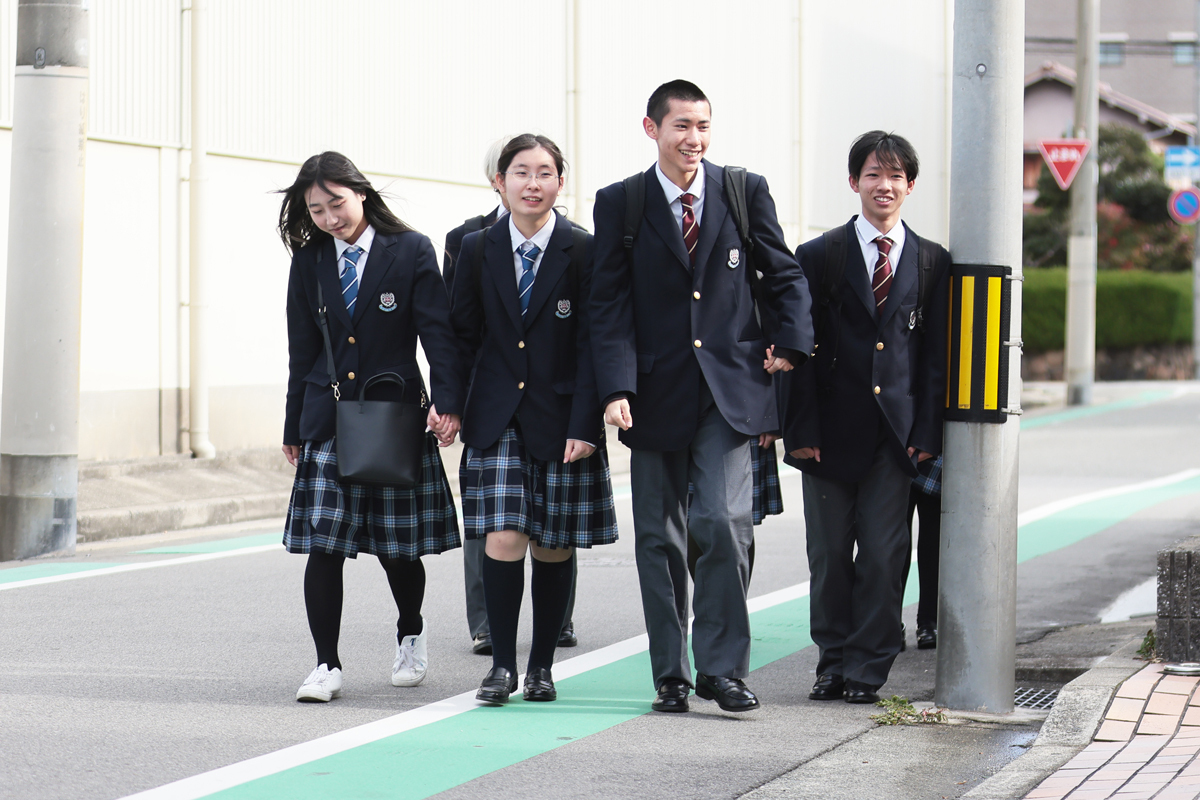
xmin=1168 ymin=188 xmax=1200 ymax=224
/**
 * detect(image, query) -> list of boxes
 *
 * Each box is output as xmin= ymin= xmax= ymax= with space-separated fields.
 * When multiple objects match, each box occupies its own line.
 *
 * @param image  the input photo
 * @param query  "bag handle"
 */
xmin=315 ymin=282 xmax=342 ymax=401
xmin=357 ymin=371 xmax=407 ymax=402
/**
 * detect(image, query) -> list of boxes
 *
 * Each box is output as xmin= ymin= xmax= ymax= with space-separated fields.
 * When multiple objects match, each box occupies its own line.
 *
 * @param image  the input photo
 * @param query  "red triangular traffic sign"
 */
xmin=1037 ymin=139 xmax=1091 ymax=191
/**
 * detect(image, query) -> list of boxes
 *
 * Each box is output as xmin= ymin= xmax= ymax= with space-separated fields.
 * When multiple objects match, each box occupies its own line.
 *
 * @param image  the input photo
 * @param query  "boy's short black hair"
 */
xmin=646 ymin=80 xmax=710 ymax=126
xmin=848 ymin=131 xmax=920 ymax=182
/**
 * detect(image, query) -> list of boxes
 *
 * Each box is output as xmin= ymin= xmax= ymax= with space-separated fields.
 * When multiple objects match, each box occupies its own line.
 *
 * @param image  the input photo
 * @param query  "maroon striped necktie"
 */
xmin=681 ymin=193 xmax=698 ymax=264
xmin=872 ymin=236 xmax=894 ymax=316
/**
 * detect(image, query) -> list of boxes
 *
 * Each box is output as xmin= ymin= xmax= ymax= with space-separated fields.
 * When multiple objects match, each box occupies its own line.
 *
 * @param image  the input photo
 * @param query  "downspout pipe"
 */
xmin=188 ymin=0 xmax=215 ymax=458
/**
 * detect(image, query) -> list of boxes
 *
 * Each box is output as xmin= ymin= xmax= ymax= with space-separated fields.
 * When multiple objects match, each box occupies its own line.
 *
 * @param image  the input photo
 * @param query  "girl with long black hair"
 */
xmin=279 ymin=151 xmax=464 ymax=702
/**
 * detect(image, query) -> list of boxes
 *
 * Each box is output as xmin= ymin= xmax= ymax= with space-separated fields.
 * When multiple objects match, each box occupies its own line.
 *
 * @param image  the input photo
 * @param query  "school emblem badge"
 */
xmin=555 ymin=299 xmax=572 ymax=318
xmin=908 ymin=310 xmax=917 ymax=330
xmin=727 ymin=248 xmax=740 ymax=269
xmin=379 ymin=292 xmax=397 ymax=312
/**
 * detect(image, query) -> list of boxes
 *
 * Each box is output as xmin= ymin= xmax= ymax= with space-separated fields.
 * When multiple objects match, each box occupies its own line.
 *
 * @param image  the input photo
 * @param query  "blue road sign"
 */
xmin=1165 ymin=146 xmax=1200 ymax=184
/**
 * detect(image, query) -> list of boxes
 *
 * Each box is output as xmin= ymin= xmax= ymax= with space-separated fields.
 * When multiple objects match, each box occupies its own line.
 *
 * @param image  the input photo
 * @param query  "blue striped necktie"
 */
xmin=517 ymin=241 xmax=540 ymax=317
xmin=341 ymin=245 xmax=362 ymax=315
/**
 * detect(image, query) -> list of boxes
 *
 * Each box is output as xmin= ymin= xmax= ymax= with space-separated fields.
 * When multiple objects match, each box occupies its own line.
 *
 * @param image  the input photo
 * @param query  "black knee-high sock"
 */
xmin=379 ymin=555 xmax=426 ymax=642
xmin=529 ymin=556 xmax=573 ymax=671
xmin=304 ymin=552 xmax=346 ymax=670
xmin=482 ymin=555 xmax=524 ymax=673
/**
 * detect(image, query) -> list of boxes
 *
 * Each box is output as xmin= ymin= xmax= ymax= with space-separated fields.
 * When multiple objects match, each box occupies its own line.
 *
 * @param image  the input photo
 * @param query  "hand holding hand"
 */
xmin=908 ymin=447 xmax=933 ymax=463
xmin=763 ymin=345 xmax=794 ymax=374
xmin=758 ymin=433 xmax=779 ymax=448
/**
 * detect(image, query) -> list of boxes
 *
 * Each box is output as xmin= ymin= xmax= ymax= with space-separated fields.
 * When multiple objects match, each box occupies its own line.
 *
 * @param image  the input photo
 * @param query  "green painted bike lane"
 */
xmin=199 ymin=472 xmax=1200 ymax=800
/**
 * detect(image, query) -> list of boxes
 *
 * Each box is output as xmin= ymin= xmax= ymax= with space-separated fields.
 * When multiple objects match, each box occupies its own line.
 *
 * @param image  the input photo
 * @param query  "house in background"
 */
xmin=1023 ymin=61 xmax=1195 ymax=202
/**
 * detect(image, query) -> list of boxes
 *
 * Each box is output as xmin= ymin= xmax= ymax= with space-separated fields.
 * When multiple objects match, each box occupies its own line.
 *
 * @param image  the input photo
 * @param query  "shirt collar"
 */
xmin=854 ymin=215 xmax=904 ymax=250
xmin=508 ymin=211 xmax=557 ymax=254
xmin=334 ymin=224 xmax=376 ymax=259
xmin=654 ymin=161 xmax=705 ymax=205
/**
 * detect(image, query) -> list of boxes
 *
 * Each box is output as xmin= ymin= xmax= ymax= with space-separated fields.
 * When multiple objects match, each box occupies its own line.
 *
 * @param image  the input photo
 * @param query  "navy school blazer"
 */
xmin=450 ymin=211 xmax=601 ymax=463
xmin=442 ymin=206 xmax=500 ymax=290
xmin=589 ymin=161 xmax=815 ymax=452
xmin=283 ymin=229 xmax=465 ymax=446
xmin=780 ymin=217 xmax=951 ymax=483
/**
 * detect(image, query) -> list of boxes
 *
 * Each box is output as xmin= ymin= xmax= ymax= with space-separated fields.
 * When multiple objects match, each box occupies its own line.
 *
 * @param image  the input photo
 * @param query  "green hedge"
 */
xmin=1023 ymin=268 xmax=1193 ymax=352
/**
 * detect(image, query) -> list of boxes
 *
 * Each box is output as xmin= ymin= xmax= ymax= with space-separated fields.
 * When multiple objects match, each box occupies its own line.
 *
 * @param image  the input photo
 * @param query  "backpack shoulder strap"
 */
xmin=723 ymin=166 xmax=753 ymax=253
xmin=914 ymin=233 xmax=942 ymax=332
xmin=622 ymin=172 xmax=645 ymax=252
xmin=472 ymin=225 xmax=490 ymax=300
xmin=463 ymin=213 xmax=486 ymax=234
xmin=815 ymin=225 xmax=848 ymax=350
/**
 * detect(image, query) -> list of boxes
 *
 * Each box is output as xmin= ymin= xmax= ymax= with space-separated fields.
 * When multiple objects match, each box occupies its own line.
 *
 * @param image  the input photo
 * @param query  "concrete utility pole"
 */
xmin=188 ymin=0 xmax=215 ymax=458
xmin=937 ymin=0 xmax=1025 ymax=712
xmin=1194 ymin=1 xmax=1200 ymax=379
xmin=1065 ymin=0 xmax=1100 ymax=405
xmin=0 ymin=0 xmax=90 ymax=561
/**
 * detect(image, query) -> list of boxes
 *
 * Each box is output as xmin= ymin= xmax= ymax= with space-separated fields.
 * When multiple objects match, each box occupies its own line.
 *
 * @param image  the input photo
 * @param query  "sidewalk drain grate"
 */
xmin=1014 ymin=687 xmax=1059 ymax=710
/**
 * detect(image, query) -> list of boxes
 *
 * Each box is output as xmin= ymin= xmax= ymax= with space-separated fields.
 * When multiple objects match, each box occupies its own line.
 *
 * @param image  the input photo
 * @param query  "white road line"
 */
xmin=0 ymin=545 xmax=283 ymax=591
xmin=1016 ymin=468 xmax=1200 ymax=527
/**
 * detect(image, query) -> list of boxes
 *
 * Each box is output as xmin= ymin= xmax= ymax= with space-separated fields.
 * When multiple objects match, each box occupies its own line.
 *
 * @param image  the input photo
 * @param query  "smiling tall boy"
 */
xmin=591 ymin=80 xmax=813 ymax=713
xmin=781 ymin=131 xmax=951 ymax=704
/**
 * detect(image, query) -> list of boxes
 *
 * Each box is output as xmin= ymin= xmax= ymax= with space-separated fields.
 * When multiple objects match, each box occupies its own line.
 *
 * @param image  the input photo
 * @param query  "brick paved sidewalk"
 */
xmin=1025 ymin=663 xmax=1200 ymax=799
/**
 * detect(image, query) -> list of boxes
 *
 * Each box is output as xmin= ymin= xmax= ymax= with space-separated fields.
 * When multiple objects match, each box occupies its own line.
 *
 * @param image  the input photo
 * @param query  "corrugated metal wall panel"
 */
xmin=204 ymin=0 xmax=568 ymax=187
xmin=90 ymin=0 xmax=182 ymax=146
xmin=0 ymin=0 xmax=16 ymax=126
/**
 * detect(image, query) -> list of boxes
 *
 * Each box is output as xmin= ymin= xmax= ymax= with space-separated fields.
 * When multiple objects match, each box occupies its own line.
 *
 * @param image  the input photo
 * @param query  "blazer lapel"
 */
xmin=523 ymin=212 xmax=572 ymax=327
xmin=878 ymin=223 xmax=918 ymax=328
xmin=843 ymin=219 xmax=878 ymax=320
xmin=485 ymin=223 xmax=524 ymax=333
xmin=353 ymin=234 xmax=394 ymax=325
xmin=315 ymin=238 xmax=354 ymax=331
xmin=642 ymin=168 xmax=691 ymax=271
xmin=692 ymin=162 xmax=724 ymax=273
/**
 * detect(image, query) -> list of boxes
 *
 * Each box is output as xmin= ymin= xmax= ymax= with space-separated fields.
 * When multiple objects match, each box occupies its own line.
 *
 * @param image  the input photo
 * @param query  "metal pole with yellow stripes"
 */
xmin=937 ymin=0 xmax=1025 ymax=713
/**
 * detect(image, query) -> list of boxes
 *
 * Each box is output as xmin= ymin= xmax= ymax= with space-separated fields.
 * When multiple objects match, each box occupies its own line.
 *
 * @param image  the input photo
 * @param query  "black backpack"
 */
xmin=621 ymin=166 xmax=774 ymax=336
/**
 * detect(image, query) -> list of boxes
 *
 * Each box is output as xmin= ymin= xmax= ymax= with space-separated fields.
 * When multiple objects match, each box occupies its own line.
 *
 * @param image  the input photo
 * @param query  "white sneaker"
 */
xmin=392 ymin=623 xmax=428 ymax=687
xmin=296 ymin=663 xmax=342 ymax=702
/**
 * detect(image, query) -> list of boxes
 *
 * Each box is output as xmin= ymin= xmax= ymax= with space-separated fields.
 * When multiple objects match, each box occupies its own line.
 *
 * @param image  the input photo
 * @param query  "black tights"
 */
xmin=304 ymin=551 xmax=426 ymax=670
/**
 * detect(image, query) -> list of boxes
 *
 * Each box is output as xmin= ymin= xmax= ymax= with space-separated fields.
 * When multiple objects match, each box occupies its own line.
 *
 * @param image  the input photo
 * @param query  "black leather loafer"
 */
xmin=916 ymin=626 xmax=937 ymax=650
xmin=808 ymin=673 xmax=846 ymax=701
xmin=557 ymin=622 xmax=578 ymax=648
xmin=695 ymin=674 xmax=760 ymax=712
xmin=651 ymin=679 xmax=690 ymax=713
xmin=476 ymin=666 xmax=517 ymax=704
xmin=523 ymin=667 xmax=557 ymax=702
xmin=472 ymin=632 xmax=493 ymax=656
xmin=844 ymin=680 xmax=881 ymax=704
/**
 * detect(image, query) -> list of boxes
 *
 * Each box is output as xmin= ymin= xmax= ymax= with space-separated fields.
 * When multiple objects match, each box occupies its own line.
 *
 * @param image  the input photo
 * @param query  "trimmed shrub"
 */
xmin=1022 ymin=268 xmax=1193 ymax=352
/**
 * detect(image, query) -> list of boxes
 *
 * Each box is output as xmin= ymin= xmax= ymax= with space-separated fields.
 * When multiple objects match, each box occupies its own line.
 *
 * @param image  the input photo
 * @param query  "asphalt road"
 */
xmin=3 ymin=382 xmax=1199 ymax=800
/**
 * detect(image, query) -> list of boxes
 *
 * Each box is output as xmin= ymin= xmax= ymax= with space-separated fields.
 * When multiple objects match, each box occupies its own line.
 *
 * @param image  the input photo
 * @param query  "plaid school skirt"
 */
xmin=284 ymin=432 xmax=461 ymax=560
xmin=460 ymin=424 xmax=618 ymax=550
xmin=753 ymin=440 xmax=784 ymax=524
xmin=687 ymin=439 xmax=783 ymax=525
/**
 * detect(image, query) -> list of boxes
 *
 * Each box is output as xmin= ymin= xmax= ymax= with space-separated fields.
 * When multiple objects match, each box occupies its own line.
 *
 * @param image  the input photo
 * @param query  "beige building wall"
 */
xmin=0 ymin=0 xmax=956 ymax=461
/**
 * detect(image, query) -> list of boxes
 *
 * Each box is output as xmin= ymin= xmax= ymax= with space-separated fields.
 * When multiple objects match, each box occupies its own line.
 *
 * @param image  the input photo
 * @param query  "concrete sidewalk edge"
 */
xmin=963 ymin=636 xmax=1147 ymax=799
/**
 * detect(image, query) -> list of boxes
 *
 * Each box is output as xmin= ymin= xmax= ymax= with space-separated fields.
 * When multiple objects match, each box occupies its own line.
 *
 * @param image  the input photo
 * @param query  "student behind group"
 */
xmin=591 ymin=80 xmax=813 ymax=714
xmin=443 ymin=137 xmax=583 ymax=658
xmin=278 ymin=152 xmax=465 ymax=703
xmin=781 ymin=131 xmax=950 ymax=705
xmin=446 ymin=133 xmax=616 ymax=705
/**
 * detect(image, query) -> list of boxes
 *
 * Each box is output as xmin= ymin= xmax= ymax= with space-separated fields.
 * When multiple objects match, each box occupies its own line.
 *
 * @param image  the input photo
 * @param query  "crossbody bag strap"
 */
xmin=315 ymin=282 xmax=341 ymax=401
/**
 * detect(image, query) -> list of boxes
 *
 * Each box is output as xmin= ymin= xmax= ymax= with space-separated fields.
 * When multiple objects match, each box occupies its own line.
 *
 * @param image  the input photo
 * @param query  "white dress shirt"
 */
xmin=334 ymin=224 xmax=377 ymax=283
xmin=655 ymin=162 xmax=706 ymax=231
xmin=854 ymin=215 xmax=906 ymax=280
xmin=508 ymin=212 xmax=556 ymax=286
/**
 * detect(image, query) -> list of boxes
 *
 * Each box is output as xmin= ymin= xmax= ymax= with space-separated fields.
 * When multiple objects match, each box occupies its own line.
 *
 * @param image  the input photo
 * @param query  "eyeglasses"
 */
xmin=506 ymin=170 xmax=560 ymax=184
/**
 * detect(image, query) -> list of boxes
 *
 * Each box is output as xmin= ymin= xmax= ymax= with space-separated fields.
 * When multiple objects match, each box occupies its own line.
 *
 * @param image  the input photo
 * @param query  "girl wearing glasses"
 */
xmin=279 ymin=152 xmax=465 ymax=703
xmin=445 ymin=133 xmax=616 ymax=704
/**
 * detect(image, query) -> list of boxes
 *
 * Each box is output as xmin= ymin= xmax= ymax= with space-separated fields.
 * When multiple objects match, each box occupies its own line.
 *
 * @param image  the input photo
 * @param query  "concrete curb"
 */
xmin=964 ymin=636 xmax=1148 ymax=799
xmin=77 ymin=492 xmax=292 ymax=542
